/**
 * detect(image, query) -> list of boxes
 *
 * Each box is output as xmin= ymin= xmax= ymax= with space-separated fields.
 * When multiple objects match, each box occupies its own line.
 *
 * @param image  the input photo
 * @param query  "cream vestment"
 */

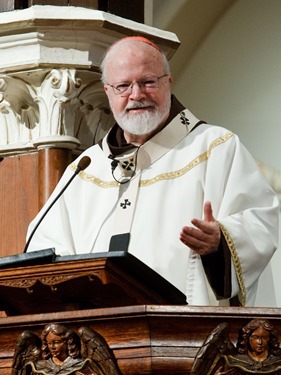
xmin=27 ymin=107 xmax=279 ymax=306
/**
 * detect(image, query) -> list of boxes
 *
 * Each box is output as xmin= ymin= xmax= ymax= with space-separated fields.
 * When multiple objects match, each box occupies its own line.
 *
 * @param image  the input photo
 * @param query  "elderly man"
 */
xmin=26 ymin=36 xmax=279 ymax=306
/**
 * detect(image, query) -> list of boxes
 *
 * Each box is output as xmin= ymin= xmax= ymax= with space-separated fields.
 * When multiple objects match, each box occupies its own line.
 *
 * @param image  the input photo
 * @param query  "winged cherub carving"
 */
xmin=12 ymin=323 xmax=121 ymax=375
xmin=191 ymin=318 xmax=281 ymax=375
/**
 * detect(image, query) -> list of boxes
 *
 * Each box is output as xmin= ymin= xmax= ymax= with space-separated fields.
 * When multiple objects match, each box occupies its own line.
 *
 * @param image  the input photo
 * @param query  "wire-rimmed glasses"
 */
xmin=107 ymin=74 xmax=168 ymax=96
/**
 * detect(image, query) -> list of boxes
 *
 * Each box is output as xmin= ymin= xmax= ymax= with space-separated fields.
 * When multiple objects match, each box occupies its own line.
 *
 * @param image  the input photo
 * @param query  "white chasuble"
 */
xmin=27 ymin=108 xmax=279 ymax=306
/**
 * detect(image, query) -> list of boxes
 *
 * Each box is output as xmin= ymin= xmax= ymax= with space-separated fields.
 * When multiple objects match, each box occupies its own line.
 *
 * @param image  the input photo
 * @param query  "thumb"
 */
xmin=204 ymin=201 xmax=215 ymax=222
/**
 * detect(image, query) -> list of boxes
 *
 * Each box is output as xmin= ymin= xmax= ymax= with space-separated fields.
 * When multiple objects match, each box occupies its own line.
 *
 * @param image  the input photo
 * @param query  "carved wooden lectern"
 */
xmin=0 ymin=250 xmax=187 ymax=316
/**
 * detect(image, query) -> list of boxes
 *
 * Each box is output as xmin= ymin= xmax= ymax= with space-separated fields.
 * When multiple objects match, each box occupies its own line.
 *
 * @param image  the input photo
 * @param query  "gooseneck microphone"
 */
xmin=23 ymin=156 xmax=91 ymax=253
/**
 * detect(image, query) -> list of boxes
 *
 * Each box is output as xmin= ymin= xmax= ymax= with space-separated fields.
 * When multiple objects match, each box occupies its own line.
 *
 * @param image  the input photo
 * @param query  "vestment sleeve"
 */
xmin=203 ymin=132 xmax=279 ymax=306
xmin=201 ymin=234 xmax=232 ymax=301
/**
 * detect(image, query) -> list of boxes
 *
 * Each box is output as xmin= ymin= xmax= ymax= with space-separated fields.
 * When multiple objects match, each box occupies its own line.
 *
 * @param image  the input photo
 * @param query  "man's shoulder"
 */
xmin=191 ymin=121 xmax=234 ymax=138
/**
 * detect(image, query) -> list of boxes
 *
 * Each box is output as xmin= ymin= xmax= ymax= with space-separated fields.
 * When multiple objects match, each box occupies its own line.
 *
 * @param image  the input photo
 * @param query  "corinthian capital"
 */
xmin=0 ymin=69 xmax=114 ymax=156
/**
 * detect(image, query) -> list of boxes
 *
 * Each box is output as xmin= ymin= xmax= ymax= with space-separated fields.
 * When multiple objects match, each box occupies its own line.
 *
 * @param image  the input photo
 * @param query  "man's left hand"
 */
xmin=179 ymin=201 xmax=221 ymax=256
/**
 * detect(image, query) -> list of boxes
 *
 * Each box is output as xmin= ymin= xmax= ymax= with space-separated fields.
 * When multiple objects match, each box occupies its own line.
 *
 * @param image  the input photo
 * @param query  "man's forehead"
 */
xmin=107 ymin=45 xmax=160 ymax=72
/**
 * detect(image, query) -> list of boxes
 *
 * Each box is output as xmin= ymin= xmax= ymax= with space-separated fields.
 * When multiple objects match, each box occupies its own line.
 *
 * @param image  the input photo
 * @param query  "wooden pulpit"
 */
xmin=0 ymin=250 xmax=187 ymax=315
xmin=0 ymin=251 xmax=280 ymax=375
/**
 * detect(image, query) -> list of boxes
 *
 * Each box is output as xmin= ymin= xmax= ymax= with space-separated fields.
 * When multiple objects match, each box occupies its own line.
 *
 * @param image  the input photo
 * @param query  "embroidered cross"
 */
xmin=120 ymin=199 xmax=131 ymax=209
xmin=180 ymin=111 xmax=190 ymax=125
xmin=121 ymin=158 xmax=135 ymax=171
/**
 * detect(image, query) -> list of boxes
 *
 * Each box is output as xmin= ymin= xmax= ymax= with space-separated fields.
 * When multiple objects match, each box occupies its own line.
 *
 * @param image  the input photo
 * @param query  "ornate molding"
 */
xmin=0 ymin=5 xmax=179 ymax=156
xmin=0 ymin=5 xmax=179 ymax=73
xmin=0 ymin=68 xmax=114 ymax=156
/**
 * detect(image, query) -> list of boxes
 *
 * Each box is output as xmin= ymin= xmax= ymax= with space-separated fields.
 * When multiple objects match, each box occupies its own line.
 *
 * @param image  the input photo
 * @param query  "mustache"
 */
xmin=125 ymin=100 xmax=156 ymax=111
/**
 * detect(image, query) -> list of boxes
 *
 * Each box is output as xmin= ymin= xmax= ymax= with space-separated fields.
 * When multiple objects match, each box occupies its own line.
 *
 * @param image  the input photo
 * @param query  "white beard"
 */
xmin=111 ymin=97 xmax=171 ymax=135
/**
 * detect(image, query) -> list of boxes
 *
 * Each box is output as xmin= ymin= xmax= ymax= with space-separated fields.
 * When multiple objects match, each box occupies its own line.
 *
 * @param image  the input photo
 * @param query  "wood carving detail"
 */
xmin=0 ymin=272 xmax=99 ymax=293
xmin=191 ymin=318 xmax=281 ymax=374
xmin=39 ymin=273 xmax=89 ymax=286
xmin=12 ymin=323 xmax=121 ymax=375
xmin=0 ymin=279 xmax=37 ymax=289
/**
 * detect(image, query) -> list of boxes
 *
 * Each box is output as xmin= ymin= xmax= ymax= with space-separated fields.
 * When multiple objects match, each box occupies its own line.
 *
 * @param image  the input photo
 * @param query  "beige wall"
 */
xmin=154 ymin=0 xmax=281 ymax=172
xmin=153 ymin=0 xmax=281 ymax=307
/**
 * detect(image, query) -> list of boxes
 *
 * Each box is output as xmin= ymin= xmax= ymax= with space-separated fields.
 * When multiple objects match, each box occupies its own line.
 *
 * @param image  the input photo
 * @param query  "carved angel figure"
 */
xmin=191 ymin=318 xmax=281 ymax=375
xmin=12 ymin=323 xmax=121 ymax=375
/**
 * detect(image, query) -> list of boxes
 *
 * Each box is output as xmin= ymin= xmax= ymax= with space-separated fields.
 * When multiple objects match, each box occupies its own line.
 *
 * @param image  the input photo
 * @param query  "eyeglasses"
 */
xmin=107 ymin=74 xmax=168 ymax=96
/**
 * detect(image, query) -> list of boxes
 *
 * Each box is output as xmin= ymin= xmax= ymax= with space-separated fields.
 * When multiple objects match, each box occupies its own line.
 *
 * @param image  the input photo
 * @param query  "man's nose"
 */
xmin=129 ymin=81 xmax=145 ymax=100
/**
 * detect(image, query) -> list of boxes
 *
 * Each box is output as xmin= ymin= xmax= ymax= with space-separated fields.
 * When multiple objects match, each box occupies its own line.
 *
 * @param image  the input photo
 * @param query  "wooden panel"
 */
xmin=15 ymin=0 xmax=28 ymax=8
xmin=28 ymin=0 xmax=68 ymax=5
xmin=38 ymin=148 xmax=72 ymax=208
xmin=0 ymin=0 xmax=32 ymax=10
xmin=28 ymin=0 xmax=97 ymax=6
xmin=0 ymin=305 xmax=281 ymax=374
xmin=69 ymin=0 xmax=98 ymax=7
xmin=1 ymin=0 xmax=98 ymax=10
xmin=0 ymin=0 xmax=144 ymax=23
xmin=0 ymin=154 xmax=38 ymax=257
xmin=98 ymin=0 xmax=145 ymax=23
xmin=0 ymin=150 xmax=71 ymax=258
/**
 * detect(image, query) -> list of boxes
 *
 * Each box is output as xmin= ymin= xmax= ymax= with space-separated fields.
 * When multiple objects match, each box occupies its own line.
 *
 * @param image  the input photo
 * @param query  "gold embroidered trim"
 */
xmin=140 ymin=131 xmax=233 ymax=187
xmin=70 ymin=165 xmax=120 ymax=188
xmin=71 ymin=131 xmax=233 ymax=188
xmin=218 ymin=221 xmax=246 ymax=306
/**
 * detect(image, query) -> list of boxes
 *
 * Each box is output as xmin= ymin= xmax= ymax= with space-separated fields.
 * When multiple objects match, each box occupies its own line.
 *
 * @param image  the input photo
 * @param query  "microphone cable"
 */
xmin=109 ymin=147 xmax=140 ymax=184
